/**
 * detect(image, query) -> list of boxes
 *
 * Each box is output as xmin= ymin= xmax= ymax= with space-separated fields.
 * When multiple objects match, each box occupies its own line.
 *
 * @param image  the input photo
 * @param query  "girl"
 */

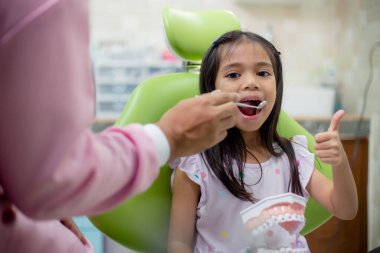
xmin=168 ymin=30 xmax=358 ymax=253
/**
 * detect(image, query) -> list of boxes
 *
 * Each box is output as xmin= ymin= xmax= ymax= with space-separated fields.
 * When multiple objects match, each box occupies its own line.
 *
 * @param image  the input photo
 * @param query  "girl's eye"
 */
xmin=226 ymin=72 xmax=241 ymax=79
xmin=258 ymin=71 xmax=271 ymax=77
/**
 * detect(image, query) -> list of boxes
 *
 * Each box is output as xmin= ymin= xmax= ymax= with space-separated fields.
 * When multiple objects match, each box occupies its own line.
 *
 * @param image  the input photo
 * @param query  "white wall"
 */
xmin=335 ymin=0 xmax=380 ymax=250
xmin=90 ymin=0 xmax=342 ymax=89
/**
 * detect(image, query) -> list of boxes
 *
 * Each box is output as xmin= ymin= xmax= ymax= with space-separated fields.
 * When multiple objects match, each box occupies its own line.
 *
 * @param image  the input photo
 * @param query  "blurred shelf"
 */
xmin=93 ymin=114 xmax=370 ymax=138
xmin=295 ymin=115 xmax=370 ymax=138
xmin=93 ymin=54 xmax=182 ymax=118
xmin=234 ymin=0 xmax=326 ymax=7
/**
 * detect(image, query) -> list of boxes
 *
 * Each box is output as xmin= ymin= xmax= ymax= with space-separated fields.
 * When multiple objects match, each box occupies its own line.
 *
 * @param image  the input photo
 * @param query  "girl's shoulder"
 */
xmin=273 ymin=135 xmax=309 ymax=153
xmin=170 ymin=153 xmax=207 ymax=176
xmin=172 ymin=154 xmax=210 ymax=195
xmin=289 ymin=135 xmax=314 ymax=158
xmin=290 ymin=135 xmax=309 ymax=150
xmin=169 ymin=153 xmax=202 ymax=169
xmin=289 ymin=135 xmax=315 ymax=191
xmin=178 ymin=153 xmax=204 ymax=168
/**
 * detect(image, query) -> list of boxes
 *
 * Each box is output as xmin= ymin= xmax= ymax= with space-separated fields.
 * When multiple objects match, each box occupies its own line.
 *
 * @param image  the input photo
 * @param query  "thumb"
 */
xmin=328 ymin=109 xmax=345 ymax=132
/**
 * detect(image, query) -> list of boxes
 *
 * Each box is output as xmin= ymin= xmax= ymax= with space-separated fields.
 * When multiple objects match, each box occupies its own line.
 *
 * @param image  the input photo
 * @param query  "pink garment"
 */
xmin=0 ymin=204 xmax=94 ymax=253
xmin=172 ymin=135 xmax=314 ymax=253
xmin=0 ymin=0 xmax=160 ymax=252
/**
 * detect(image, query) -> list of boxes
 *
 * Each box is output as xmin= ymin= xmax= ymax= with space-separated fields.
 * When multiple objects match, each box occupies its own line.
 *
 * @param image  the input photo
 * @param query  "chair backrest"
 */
xmin=89 ymin=8 xmax=332 ymax=253
xmin=163 ymin=7 xmax=241 ymax=63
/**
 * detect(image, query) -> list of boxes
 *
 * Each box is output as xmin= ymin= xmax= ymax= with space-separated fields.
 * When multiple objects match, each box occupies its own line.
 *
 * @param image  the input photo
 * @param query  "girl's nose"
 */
xmin=242 ymin=78 xmax=259 ymax=90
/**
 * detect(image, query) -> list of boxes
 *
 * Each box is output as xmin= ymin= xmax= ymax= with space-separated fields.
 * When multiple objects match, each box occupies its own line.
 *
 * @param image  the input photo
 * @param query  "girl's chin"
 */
xmin=236 ymin=123 xmax=261 ymax=133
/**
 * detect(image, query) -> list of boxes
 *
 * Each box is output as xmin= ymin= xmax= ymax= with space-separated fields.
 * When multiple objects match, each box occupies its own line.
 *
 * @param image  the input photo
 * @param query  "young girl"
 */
xmin=168 ymin=30 xmax=358 ymax=253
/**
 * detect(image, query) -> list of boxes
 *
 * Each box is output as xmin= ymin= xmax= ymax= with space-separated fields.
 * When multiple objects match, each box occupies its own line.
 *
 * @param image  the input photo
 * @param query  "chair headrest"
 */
xmin=162 ymin=7 xmax=241 ymax=63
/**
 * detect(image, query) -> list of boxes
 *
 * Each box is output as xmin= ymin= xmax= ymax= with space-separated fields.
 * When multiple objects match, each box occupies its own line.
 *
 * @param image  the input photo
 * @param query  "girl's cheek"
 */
xmin=222 ymin=87 xmax=236 ymax=93
xmin=216 ymin=83 xmax=237 ymax=92
xmin=215 ymin=83 xmax=227 ymax=91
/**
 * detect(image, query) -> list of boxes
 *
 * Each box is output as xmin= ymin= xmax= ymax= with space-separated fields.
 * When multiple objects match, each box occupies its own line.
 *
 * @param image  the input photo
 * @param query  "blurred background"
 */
xmin=74 ymin=0 xmax=380 ymax=252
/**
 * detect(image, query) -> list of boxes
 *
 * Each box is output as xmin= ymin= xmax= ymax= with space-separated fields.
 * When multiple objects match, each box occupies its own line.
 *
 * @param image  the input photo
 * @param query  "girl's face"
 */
xmin=215 ymin=40 xmax=276 ymax=135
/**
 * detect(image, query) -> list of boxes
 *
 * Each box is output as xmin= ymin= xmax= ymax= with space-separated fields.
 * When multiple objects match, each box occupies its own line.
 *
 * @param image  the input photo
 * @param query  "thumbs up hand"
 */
xmin=314 ymin=110 xmax=347 ymax=167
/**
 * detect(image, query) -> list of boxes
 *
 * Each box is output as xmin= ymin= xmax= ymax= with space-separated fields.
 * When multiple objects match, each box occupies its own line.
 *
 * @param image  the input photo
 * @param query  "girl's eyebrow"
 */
xmin=221 ymin=61 xmax=273 ymax=71
xmin=221 ymin=62 xmax=241 ymax=71
xmin=256 ymin=61 xmax=273 ymax=68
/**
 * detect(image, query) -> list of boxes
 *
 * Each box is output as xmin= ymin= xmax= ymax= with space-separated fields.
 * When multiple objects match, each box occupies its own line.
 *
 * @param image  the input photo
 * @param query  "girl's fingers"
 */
xmin=315 ymin=149 xmax=340 ymax=158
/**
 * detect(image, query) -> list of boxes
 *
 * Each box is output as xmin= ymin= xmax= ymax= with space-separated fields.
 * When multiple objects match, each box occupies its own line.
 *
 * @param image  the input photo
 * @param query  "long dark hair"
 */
xmin=199 ymin=30 xmax=303 ymax=202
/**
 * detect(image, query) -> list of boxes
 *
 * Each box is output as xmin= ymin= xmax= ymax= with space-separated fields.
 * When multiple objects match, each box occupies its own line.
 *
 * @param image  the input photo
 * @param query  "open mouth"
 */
xmin=238 ymin=99 xmax=263 ymax=116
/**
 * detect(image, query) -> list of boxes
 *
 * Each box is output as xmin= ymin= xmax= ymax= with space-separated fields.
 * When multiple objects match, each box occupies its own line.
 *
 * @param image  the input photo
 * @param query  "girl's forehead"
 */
xmin=218 ymin=40 xmax=270 ymax=61
xmin=218 ymin=40 xmax=273 ymax=67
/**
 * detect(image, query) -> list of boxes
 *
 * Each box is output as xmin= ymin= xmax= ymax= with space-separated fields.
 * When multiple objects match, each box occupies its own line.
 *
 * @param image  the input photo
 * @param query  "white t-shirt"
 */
xmin=171 ymin=135 xmax=314 ymax=253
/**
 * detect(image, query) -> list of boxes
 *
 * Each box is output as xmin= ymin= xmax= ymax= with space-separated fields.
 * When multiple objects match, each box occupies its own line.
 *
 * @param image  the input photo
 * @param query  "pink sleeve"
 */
xmin=0 ymin=0 xmax=160 ymax=219
xmin=0 ymin=204 xmax=94 ymax=253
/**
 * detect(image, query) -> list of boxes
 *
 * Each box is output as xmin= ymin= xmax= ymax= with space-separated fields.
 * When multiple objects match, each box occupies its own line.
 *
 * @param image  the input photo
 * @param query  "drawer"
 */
xmin=97 ymin=84 xmax=137 ymax=95
xmin=96 ymin=66 xmax=142 ymax=78
xmin=97 ymin=100 xmax=127 ymax=113
xmin=146 ymin=65 xmax=182 ymax=77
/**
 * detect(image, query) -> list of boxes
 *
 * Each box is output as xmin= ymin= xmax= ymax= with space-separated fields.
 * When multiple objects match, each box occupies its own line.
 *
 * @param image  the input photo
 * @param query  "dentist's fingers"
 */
xmin=60 ymin=218 xmax=88 ymax=245
xmin=202 ymin=90 xmax=240 ymax=106
xmin=215 ymin=99 xmax=239 ymax=119
xmin=218 ymin=112 xmax=237 ymax=131
xmin=157 ymin=91 xmax=239 ymax=161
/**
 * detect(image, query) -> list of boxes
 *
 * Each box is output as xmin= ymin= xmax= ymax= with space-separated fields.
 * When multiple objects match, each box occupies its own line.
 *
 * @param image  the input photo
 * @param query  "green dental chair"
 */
xmin=89 ymin=7 xmax=332 ymax=253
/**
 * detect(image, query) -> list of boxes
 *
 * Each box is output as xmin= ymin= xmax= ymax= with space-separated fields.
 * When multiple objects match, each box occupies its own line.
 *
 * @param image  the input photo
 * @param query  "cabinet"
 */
xmin=93 ymin=58 xmax=182 ymax=119
xmin=305 ymin=137 xmax=368 ymax=252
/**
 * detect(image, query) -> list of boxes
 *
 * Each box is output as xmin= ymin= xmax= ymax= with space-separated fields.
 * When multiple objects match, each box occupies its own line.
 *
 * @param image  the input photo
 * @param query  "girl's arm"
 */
xmin=168 ymin=169 xmax=200 ymax=253
xmin=307 ymin=110 xmax=358 ymax=220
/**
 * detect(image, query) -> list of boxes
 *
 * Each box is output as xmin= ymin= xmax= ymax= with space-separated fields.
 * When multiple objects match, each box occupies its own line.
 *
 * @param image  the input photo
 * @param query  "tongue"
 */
xmin=239 ymin=107 xmax=257 ymax=116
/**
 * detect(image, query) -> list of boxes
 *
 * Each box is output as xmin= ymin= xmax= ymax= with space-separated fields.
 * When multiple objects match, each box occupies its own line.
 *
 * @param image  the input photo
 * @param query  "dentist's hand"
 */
xmin=60 ymin=218 xmax=88 ymax=246
xmin=314 ymin=110 xmax=347 ymax=167
xmin=157 ymin=90 xmax=239 ymax=161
